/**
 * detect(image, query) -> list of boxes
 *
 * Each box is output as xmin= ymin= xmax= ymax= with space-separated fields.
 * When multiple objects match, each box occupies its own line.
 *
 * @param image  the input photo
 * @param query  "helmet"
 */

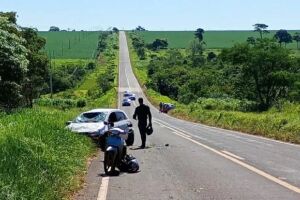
xmin=119 ymin=154 xmax=139 ymax=173
xmin=127 ymin=158 xmax=139 ymax=173
xmin=146 ymin=125 xmax=153 ymax=135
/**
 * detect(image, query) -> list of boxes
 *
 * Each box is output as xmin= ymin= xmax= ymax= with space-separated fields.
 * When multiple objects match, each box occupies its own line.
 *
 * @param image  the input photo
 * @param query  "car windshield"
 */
xmin=75 ymin=112 xmax=107 ymax=123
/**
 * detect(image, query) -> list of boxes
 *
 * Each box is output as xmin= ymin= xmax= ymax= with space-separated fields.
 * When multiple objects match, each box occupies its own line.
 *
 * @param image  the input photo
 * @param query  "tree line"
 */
xmin=131 ymin=25 xmax=300 ymax=111
xmin=252 ymin=24 xmax=300 ymax=48
xmin=0 ymin=12 xmax=49 ymax=111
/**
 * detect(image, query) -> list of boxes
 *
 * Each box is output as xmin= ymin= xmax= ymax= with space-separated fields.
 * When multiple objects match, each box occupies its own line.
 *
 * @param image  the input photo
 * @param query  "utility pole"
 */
xmin=49 ymin=51 xmax=53 ymax=98
xmin=61 ymin=42 xmax=64 ymax=56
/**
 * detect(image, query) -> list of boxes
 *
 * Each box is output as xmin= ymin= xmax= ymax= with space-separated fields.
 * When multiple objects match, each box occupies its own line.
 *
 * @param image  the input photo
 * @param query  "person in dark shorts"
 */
xmin=133 ymin=97 xmax=152 ymax=148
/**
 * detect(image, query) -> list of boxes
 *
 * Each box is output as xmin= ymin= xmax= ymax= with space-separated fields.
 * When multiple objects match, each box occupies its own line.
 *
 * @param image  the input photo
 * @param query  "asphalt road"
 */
xmin=76 ymin=31 xmax=300 ymax=200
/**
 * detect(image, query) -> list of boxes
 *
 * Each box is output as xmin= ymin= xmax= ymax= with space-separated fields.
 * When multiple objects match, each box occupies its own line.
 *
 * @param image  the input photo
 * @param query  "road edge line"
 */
xmin=97 ymin=177 xmax=110 ymax=200
xmin=155 ymin=120 xmax=300 ymax=194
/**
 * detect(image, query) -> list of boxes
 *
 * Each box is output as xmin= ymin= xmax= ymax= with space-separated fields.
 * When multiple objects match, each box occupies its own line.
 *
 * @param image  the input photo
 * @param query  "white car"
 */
xmin=66 ymin=109 xmax=133 ymax=148
xmin=124 ymin=92 xmax=136 ymax=100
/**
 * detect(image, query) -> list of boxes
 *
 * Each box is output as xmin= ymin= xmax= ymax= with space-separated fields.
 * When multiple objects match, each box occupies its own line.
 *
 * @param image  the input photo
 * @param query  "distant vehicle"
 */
xmin=124 ymin=92 xmax=136 ymax=100
xmin=66 ymin=109 xmax=133 ymax=148
xmin=122 ymin=98 xmax=131 ymax=106
xmin=161 ymin=103 xmax=175 ymax=113
xmin=128 ymin=93 xmax=136 ymax=100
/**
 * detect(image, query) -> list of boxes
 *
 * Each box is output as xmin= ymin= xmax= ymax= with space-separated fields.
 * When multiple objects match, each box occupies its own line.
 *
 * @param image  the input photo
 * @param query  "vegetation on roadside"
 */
xmin=0 ymin=12 xmax=49 ymax=111
xmin=0 ymin=109 xmax=94 ymax=200
xmin=0 ymin=11 xmax=119 ymax=200
xmin=45 ymin=32 xmax=119 ymax=109
xmin=127 ymin=28 xmax=300 ymax=143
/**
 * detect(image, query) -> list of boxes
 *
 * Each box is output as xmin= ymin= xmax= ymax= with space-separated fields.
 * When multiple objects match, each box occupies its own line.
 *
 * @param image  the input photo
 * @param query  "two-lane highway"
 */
xmin=98 ymin=31 xmax=300 ymax=200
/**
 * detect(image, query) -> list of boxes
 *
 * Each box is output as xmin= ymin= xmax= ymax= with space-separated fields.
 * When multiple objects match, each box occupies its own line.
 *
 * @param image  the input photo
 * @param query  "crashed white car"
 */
xmin=66 ymin=109 xmax=133 ymax=147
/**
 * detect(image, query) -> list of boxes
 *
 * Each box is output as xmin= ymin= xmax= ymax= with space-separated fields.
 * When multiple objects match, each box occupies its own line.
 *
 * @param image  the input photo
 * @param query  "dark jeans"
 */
xmin=138 ymin=123 xmax=147 ymax=147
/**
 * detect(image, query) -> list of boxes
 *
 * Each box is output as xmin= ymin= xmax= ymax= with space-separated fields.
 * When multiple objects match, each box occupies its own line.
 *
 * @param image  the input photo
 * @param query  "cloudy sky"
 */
xmin=2 ymin=0 xmax=300 ymax=31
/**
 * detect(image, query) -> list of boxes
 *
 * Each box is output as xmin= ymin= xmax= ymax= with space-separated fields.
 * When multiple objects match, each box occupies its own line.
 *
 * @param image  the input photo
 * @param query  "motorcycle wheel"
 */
xmin=104 ymin=151 xmax=116 ymax=175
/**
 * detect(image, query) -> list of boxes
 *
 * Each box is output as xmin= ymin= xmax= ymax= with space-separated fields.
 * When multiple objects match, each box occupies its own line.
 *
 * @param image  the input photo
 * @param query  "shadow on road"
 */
xmin=129 ymin=146 xmax=152 ymax=150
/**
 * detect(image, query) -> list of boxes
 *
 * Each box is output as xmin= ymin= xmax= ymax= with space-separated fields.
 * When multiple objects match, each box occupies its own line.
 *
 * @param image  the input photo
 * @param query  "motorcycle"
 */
xmin=104 ymin=124 xmax=128 ymax=175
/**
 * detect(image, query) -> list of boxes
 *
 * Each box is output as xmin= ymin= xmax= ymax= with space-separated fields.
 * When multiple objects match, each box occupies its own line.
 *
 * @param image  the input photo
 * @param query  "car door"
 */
xmin=108 ymin=112 xmax=119 ymax=128
xmin=115 ymin=111 xmax=130 ymax=132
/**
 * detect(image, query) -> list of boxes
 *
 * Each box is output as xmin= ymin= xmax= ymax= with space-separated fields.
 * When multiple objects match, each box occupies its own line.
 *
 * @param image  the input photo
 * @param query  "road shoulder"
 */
xmin=73 ymin=150 xmax=103 ymax=200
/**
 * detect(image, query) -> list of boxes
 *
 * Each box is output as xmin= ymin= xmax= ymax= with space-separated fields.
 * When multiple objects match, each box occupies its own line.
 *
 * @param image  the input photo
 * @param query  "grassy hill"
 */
xmin=136 ymin=30 xmax=300 ymax=49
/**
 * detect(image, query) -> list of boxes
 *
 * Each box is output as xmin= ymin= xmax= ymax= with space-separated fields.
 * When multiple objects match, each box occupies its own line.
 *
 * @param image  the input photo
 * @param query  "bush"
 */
xmin=34 ymin=98 xmax=77 ymax=109
xmin=87 ymin=62 xmax=96 ymax=70
xmin=196 ymin=98 xmax=258 ymax=112
xmin=76 ymin=99 xmax=86 ymax=108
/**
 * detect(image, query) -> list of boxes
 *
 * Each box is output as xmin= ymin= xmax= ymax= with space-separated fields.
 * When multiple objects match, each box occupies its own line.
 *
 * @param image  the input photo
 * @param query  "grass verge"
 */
xmin=0 ymin=108 xmax=95 ymax=200
xmin=0 ymin=33 xmax=119 ymax=200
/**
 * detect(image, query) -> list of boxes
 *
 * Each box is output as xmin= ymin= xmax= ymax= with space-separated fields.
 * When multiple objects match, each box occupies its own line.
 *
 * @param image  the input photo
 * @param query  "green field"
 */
xmin=39 ymin=31 xmax=99 ymax=59
xmin=136 ymin=31 xmax=300 ymax=49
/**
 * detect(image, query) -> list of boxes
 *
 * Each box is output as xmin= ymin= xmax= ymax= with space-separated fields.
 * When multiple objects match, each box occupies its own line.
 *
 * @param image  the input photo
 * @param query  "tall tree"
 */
xmin=112 ymin=27 xmax=119 ymax=33
xmin=195 ymin=28 xmax=205 ymax=42
xmin=49 ymin=26 xmax=60 ymax=32
xmin=274 ymin=29 xmax=293 ymax=47
xmin=148 ymin=38 xmax=168 ymax=51
xmin=187 ymin=39 xmax=205 ymax=67
xmin=221 ymin=39 xmax=294 ymax=110
xmin=0 ymin=12 xmax=17 ymax=23
xmin=135 ymin=26 xmax=146 ymax=31
xmin=0 ymin=16 xmax=28 ymax=110
xmin=253 ymin=23 xmax=269 ymax=39
xmin=21 ymin=28 xmax=49 ymax=107
xmin=293 ymin=32 xmax=300 ymax=49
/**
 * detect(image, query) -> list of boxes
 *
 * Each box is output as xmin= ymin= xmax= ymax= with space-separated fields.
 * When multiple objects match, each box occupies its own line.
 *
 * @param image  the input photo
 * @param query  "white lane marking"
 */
xmin=173 ymin=131 xmax=192 ymax=140
xmin=222 ymin=150 xmax=245 ymax=160
xmin=156 ymin=117 xmax=279 ymax=149
xmin=166 ymin=114 xmax=299 ymax=148
xmin=154 ymin=118 xmax=191 ymax=136
xmin=154 ymin=119 xmax=192 ymax=137
xmin=172 ymin=131 xmax=192 ymax=138
xmin=97 ymin=177 xmax=109 ymax=200
xmin=155 ymin=120 xmax=300 ymax=194
xmin=124 ymin=67 xmax=131 ymax=91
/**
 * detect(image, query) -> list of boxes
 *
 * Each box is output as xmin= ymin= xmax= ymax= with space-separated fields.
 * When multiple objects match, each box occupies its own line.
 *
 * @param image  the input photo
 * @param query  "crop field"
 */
xmin=136 ymin=31 xmax=300 ymax=49
xmin=39 ymin=31 xmax=99 ymax=59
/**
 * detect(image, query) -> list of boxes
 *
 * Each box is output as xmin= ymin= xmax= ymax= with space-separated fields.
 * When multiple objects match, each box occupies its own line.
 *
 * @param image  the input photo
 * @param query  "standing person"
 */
xmin=133 ymin=97 xmax=152 ymax=148
xmin=159 ymin=102 xmax=163 ymax=113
